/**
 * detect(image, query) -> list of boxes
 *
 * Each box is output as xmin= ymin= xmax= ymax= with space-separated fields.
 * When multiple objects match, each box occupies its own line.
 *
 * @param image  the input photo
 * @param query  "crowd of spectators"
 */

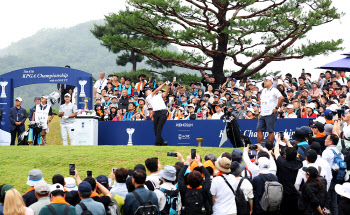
xmin=91 ymin=70 xmax=350 ymax=121
xmin=2 ymin=114 xmax=350 ymax=215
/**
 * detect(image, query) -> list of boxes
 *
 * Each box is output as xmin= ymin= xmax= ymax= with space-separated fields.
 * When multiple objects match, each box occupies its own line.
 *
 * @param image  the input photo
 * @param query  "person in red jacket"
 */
xmin=302 ymin=103 xmax=317 ymax=118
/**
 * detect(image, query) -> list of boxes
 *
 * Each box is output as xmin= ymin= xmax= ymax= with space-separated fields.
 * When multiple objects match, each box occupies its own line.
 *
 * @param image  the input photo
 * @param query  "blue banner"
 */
xmin=98 ymin=119 xmax=309 ymax=147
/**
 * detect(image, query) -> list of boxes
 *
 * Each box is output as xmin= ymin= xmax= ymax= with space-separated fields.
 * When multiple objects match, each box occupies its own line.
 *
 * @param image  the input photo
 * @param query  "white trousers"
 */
xmin=61 ymin=123 xmax=75 ymax=146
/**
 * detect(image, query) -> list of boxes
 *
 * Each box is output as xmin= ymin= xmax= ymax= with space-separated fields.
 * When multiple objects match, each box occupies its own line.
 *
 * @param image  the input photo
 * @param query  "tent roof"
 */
xmin=318 ymin=56 xmax=350 ymax=72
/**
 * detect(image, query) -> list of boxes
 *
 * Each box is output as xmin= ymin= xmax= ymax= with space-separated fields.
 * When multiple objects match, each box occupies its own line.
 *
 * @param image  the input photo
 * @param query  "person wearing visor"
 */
xmin=58 ymin=93 xmax=78 ymax=146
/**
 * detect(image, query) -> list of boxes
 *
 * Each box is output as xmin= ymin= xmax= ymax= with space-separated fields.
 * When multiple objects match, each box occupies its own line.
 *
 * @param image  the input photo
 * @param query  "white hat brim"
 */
xmin=26 ymin=177 xmax=46 ymax=187
xmin=335 ymin=184 xmax=350 ymax=199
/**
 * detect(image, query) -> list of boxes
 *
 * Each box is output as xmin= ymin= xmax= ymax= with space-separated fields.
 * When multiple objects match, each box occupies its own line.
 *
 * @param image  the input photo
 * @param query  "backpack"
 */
xmin=220 ymin=175 xmax=250 ymax=215
xmin=79 ymin=203 xmax=93 ymax=215
xmin=107 ymin=195 xmax=121 ymax=215
xmin=48 ymin=204 xmax=70 ymax=215
xmin=330 ymin=149 xmax=347 ymax=181
xmin=341 ymin=139 xmax=350 ymax=170
xmin=160 ymin=188 xmax=179 ymax=215
xmin=133 ymin=191 xmax=158 ymax=215
xmin=182 ymin=188 xmax=205 ymax=215
xmin=259 ymin=174 xmax=283 ymax=212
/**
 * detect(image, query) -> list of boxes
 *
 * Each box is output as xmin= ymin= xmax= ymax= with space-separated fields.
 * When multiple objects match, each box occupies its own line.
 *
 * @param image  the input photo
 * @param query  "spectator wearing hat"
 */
xmin=251 ymin=157 xmax=278 ymax=215
xmin=23 ymin=169 xmax=46 ymax=207
xmin=274 ymin=134 xmax=303 ymax=215
xmin=38 ymin=183 xmax=76 ymax=215
xmin=211 ymin=104 xmax=224 ymax=119
xmin=3 ymin=187 xmax=34 ymax=215
xmin=322 ymin=109 xmax=334 ymax=124
xmin=32 ymin=95 xmax=54 ymax=145
xmin=58 ymin=93 xmax=78 ymax=146
xmin=64 ymin=177 xmax=78 ymax=192
xmin=232 ymin=101 xmax=246 ymax=119
xmin=123 ymin=170 xmax=159 ymax=215
xmin=244 ymin=108 xmax=255 ymax=119
xmin=339 ymin=94 xmax=347 ymax=107
xmin=201 ymin=73 xmax=219 ymax=91
xmin=75 ymin=181 xmax=106 ymax=215
xmin=230 ymin=161 xmax=254 ymax=214
xmin=300 ymin=166 xmax=330 ymax=215
xmin=302 ymin=103 xmax=317 ymax=118
xmin=292 ymin=129 xmax=308 ymax=157
xmin=154 ymin=165 xmax=180 ymax=212
xmin=174 ymin=106 xmax=186 ymax=120
xmin=310 ymin=122 xmax=327 ymax=151
xmin=335 ymin=183 xmax=350 ymax=215
xmin=185 ymin=104 xmax=197 ymax=120
xmin=0 ymin=184 xmax=14 ymax=215
xmin=310 ymin=81 xmax=322 ymax=98
xmin=285 ymin=104 xmax=297 ymax=118
xmin=29 ymin=182 xmax=50 ymax=215
xmin=51 ymin=174 xmax=80 ymax=206
xmin=257 ymin=76 xmax=284 ymax=143
xmin=9 ymin=97 xmax=27 ymax=146
xmin=210 ymin=157 xmax=237 ymax=215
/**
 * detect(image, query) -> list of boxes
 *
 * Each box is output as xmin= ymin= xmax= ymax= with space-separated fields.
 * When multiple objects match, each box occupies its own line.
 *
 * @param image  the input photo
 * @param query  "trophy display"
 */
xmin=127 ymin=128 xmax=135 ymax=146
xmin=82 ymin=97 xmax=90 ymax=110
xmin=79 ymin=80 xmax=87 ymax=97
xmin=196 ymin=138 xmax=203 ymax=147
xmin=0 ymin=81 xmax=8 ymax=98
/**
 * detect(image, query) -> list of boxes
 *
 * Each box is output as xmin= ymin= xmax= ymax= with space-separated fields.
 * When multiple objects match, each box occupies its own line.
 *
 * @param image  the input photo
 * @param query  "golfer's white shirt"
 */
xmin=146 ymin=93 xmax=166 ymax=111
xmin=260 ymin=87 xmax=282 ymax=116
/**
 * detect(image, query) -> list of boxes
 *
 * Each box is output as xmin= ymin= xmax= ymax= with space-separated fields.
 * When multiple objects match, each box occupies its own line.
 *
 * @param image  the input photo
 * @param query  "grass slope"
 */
xmin=4 ymin=118 xmax=229 ymax=194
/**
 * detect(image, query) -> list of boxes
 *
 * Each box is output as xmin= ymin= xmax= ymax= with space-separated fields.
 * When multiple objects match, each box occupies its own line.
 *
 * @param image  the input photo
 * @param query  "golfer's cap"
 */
xmin=15 ymin=97 xmax=22 ymax=102
xmin=286 ymin=104 xmax=294 ymax=109
xmin=64 ymin=93 xmax=71 ymax=98
xmin=41 ymin=95 xmax=48 ymax=99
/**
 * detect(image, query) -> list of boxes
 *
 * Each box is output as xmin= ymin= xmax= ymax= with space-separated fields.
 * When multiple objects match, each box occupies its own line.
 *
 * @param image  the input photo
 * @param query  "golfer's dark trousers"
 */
xmin=153 ymin=110 xmax=168 ymax=145
xmin=10 ymin=126 xmax=24 ymax=145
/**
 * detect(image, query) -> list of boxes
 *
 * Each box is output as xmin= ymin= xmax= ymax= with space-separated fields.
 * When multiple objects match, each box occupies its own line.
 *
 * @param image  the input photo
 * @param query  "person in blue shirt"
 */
xmin=123 ymin=103 xmax=136 ymax=121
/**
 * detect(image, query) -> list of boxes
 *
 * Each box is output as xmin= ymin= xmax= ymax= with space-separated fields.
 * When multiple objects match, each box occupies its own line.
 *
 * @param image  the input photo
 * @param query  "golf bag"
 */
xmin=224 ymin=111 xmax=250 ymax=148
xmin=19 ymin=121 xmax=42 ymax=146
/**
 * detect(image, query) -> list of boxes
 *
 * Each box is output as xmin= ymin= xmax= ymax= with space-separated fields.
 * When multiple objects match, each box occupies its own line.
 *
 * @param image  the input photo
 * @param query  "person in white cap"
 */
xmin=302 ymin=103 xmax=317 ymax=118
xmin=58 ymin=93 xmax=78 ymax=146
xmin=257 ymin=76 xmax=284 ymax=143
xmin=335 ymin=182 xmax=350 ymax=214
xmin=285 ymin=104 xmax=297 ymax=118
xmin=32 ymin=96 xmax=54 ymax=145
xmin=9 ymin=97 xmax=27 ymax=145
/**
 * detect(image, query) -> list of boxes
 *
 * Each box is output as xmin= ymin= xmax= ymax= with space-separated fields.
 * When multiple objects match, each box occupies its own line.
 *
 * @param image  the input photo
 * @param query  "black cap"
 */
xmin=310 ymin=122 xmax=324 ymax=132
xmin=286 ymin=73 xmax=292 ymax=77
xmin=287 ymin=89 xmax=294 ymax=93
xmin=236 ymin=101 xmax=243 ymax=105
xmin=208 ymin=74 xmax=214 ymax=78
xmin=331 ymin=74 xmax=337 ymax=78
xmin=292 ymin=129 xmax=306 ymax=142
xmin=302 ymin=166 xmax=318 ymax=178
xmin=215 ymin=104 xmax=223 ymax=108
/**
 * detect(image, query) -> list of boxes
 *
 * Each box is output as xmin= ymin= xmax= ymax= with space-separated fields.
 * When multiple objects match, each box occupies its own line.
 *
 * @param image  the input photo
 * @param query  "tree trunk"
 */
xmin=131 ymin=50 xmax=137 ymax=71
xmin=212 ymin=33 xmax=229 ymax=84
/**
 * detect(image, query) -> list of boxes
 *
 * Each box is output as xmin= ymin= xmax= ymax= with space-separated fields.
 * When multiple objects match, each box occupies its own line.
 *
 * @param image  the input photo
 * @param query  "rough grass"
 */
xmin=3 ymin=117 xmax=232 ymax=194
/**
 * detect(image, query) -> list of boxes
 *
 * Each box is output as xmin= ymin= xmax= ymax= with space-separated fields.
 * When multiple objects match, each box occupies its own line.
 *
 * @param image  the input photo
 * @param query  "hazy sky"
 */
xmin=0 ymin=0 xmax=349 ymax=76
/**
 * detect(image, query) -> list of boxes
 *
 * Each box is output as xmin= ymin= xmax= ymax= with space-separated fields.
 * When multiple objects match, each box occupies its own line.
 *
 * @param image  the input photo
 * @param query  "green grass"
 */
xmin=4 ymin=116 xmax=233 ymax=194
xmin=1 ymin=144 xmax=230 ymax=195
